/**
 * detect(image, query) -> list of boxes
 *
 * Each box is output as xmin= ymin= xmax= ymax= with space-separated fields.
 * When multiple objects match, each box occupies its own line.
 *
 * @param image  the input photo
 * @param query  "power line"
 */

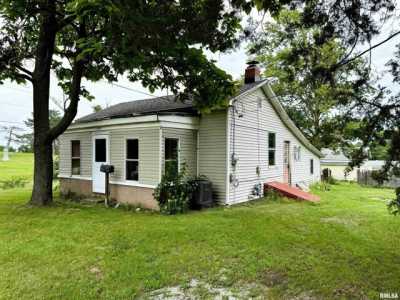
xmin=110 ymin=82 xmax=172 ymax=102
xmin=111 ymin=83 xmax=157 ymax=98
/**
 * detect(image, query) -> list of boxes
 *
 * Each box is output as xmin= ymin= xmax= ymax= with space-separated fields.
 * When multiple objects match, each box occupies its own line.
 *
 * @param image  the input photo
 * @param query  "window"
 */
xmin=165 ymin=138 xmax=179 ymax=177
xmin=294 ymin=146 xmax=301 ymax=161
xmin=268 ymin=132 xmax=276 ymax=166
xmin=310 ymin=159 xmax=314 ymax=174
xmin=71 ymin=140 xmax=80 ymax=175
xmin=126 ymin=139 xmax=139 ymax=181
xmin=95 ymin=139 xmax=106 ymax=162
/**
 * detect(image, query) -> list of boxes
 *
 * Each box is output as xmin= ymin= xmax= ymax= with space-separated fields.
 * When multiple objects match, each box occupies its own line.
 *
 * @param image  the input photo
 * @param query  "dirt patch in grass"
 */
xmin=320 ymin=216 xmax=360 ymax=227
xmin=333 ymin=285 xmax=368 ymax=299
xmin=89 ymin=266 xmax=103 ymax=280
xmin=147 ymin=279 xmax=271 ymax=299
xmin=262 ymin=269 xmax=288 ymax=287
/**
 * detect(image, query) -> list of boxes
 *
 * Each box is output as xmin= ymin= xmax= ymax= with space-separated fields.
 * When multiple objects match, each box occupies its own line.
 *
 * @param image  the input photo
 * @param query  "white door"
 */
xmin=92 ymin=135 xmax=109 ymax=194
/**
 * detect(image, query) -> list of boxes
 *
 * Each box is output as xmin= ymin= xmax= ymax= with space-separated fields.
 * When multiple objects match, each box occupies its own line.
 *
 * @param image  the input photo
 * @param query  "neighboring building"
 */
xmin=59 ymin=64 xmax=322 ymax=209
xmin=321 ymin=148 xmax=389 ymax=181
xmin=320 ymin=148 xmax=356 ymax=180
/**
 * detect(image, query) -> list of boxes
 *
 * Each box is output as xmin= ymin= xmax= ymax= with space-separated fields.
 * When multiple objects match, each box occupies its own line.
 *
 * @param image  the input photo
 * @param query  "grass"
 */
xmin=0 ymin=153 xmax=399 ymax=299
xmin=0 ymin=152 xmax=33 ymax=181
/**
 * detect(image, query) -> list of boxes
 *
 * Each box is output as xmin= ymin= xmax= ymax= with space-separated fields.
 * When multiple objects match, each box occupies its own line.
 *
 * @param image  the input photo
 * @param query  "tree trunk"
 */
xmin=31 ymin=142 xmax=53 ymax=205
xmin=30 ymin=66 xmax=54 ymax=205
xmin=29 ymin=6 xmax=57 ymax=206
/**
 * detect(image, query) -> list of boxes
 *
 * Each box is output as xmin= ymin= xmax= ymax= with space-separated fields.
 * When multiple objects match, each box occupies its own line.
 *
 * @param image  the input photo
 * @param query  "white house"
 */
xmin=321 ymin=148 xmax=392 ymax=181
xmin=59 ymin=64 xmax=322 ymax=209
xmin=320 ymin=148 xmax=356 ymax=180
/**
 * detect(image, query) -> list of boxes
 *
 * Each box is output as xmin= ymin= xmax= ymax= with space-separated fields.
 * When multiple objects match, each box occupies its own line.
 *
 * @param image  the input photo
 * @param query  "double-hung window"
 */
xmin=126 ymin=139 xmax=139 ymax=181
xmin=268 ymin=132 xmax=276 ymax=166
xmin=165 ymin=138 xmax=179 ymax=177
xmin=71 ymin=140 xmax=81 ymax=175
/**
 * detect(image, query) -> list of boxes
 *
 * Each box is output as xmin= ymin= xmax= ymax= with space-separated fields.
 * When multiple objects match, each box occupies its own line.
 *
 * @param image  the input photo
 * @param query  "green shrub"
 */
xmin=53 ymin=155 xmax=59 ymax=179
xmin=0 ymin=177 xmax=28 ymax=189
xmin=388 ymin=187 xmax=400 ymax=216
xmin=264 ymin=189 xmax=281 ymax=201
xmin=154 ymin=164 xmax=196 ymax=215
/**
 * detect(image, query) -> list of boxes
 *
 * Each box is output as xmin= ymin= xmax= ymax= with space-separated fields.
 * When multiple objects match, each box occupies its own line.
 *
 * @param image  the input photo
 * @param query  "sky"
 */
xmin=1 ymin=11 xmax=400 ymax=146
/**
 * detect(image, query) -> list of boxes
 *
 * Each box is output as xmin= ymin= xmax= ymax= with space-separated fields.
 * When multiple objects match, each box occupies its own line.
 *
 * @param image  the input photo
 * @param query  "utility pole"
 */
xmin=1 ymin=126 xmax=23 ymax=161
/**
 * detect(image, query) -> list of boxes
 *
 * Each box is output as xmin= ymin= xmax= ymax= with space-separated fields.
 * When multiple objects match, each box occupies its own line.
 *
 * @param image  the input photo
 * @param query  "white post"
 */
xmin=2 ymin=146 xmax=9 ymax=161
xmin=2 ymin=127 xmax=14 ymax=161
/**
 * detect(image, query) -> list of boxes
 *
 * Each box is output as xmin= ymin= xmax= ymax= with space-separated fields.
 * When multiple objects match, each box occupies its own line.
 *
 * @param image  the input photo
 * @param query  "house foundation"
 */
xmin=59 ymin=178 xmax=158 ymax=210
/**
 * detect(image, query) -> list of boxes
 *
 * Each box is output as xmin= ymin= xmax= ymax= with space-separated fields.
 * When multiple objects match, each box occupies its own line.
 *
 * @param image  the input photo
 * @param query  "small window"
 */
xmin=268 ymin=132 xmax=276 ymax=166
xmin=294 ymin=146 xmax=301 ymax=161
xmin=126 ymin=139 xmax=139 ymax=181
xmin=165 ymin=138 xmax=179 ymax=177
xmin=310 ymin=159 xmax=314 ymax=174
xmin=71 ymin=140 xmax=80 ymax=175
xmin=95 ymin=139 xmax=106 ymax=162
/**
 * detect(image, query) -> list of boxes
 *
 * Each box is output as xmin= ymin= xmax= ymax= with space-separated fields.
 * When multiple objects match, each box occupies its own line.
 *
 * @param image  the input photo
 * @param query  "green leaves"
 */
xmin=248 ymin=8 xmax=375 ymax=150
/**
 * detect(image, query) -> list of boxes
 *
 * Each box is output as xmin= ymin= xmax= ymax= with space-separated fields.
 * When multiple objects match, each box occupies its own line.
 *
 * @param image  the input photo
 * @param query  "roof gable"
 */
xmin=239 ymin=83 xmax=323 ymax=158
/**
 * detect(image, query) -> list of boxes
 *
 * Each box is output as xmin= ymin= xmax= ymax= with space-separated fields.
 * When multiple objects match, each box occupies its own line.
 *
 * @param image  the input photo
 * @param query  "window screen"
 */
xmin=126 ymin=139 xmax=139 ymax=181
xmin=71 ymin=140 xmax=80 ymax=175
xmin=95 ymin=139 xmax=106 ymax=162
xmin=165 ymin=138 xmax=178 ymax=177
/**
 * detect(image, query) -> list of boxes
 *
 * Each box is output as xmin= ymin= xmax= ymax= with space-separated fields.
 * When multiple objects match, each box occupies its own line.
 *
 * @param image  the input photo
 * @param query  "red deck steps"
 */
xmin=264 ymin=181 xmax=320 ymax=202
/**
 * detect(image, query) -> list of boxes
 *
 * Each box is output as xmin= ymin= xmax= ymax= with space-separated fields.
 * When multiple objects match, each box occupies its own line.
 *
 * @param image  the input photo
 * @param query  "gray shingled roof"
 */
xmin=76 ymin=80 xmax=268 ymax=123
xmin=321 ymin=148 xmax=350 ymax=165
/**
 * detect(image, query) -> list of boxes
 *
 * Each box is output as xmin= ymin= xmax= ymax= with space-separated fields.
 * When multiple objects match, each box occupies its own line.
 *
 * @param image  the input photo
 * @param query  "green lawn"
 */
xmin=0 ymin=154 xmax=399 ymax=299
xmin=0 ymin=152 xmax=34 ymax=180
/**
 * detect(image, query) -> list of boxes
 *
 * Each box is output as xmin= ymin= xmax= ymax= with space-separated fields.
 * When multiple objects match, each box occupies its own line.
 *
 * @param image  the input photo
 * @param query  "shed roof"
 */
xmin=320 ymin=148 xmax=351 ymax=165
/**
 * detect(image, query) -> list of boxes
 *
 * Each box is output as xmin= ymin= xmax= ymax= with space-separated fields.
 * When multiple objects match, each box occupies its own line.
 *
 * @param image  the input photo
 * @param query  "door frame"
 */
xmin=92 ymin=134 xmax=110 ymax=193
xmin=283 ymin=140 xmax=292 ymax=185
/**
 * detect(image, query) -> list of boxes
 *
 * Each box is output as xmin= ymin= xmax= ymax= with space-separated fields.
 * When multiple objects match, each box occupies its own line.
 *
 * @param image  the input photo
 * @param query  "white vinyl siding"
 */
xmin=198 ymin=111 xmax=227 ymax=203
xmin=59 ymin=132 xmax=92 ymax=177
xmin=109 ymin=128 xmax=159 ymax=185
xmin=59 ymin=127 xmax=160 ymax=186
xmin=228 ymin=88 xmax=320 ymax=204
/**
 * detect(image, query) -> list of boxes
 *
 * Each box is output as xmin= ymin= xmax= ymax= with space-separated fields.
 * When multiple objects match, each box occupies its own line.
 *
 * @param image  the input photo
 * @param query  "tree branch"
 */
xmin=339 ymin=30 xmax=400 ymax=66
xmin=16 ymin=65 xmax=33 ymax=76
xmin=57 ymin=14 xmax=77 ymax=30
xmin=47 ymin=59 xmax=84 ymax=141
xmin=16 ymin=72 xmax=33 ymax=82
xmin=47 ymin=21 xmax=87 ymax=141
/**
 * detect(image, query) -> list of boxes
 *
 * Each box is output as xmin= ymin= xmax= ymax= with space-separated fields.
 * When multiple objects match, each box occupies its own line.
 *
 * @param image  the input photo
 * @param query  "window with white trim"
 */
xmin=126 ymin=139 xmax=139 ymax=181
xmin=165 ymin=138 xmax=179 ymax=177
xmin=294 ymin=146 xmax=301 ymax=161
xmin=71 ymin=140 xmax=81 ymax=175
xmin=268 ymin=132 xmax=276 ymax=166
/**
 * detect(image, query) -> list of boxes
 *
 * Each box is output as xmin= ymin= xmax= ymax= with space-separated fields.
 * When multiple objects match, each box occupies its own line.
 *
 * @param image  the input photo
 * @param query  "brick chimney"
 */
xmin=244 ymin=60 xmax=261 ymax=84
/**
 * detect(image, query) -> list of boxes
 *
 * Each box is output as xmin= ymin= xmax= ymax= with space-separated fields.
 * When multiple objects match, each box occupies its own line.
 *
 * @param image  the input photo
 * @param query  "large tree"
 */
xmin=248 ymin=9 xmax=377 ymax=149
xmin=0 ymin=0 xmax=253 ymax=206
